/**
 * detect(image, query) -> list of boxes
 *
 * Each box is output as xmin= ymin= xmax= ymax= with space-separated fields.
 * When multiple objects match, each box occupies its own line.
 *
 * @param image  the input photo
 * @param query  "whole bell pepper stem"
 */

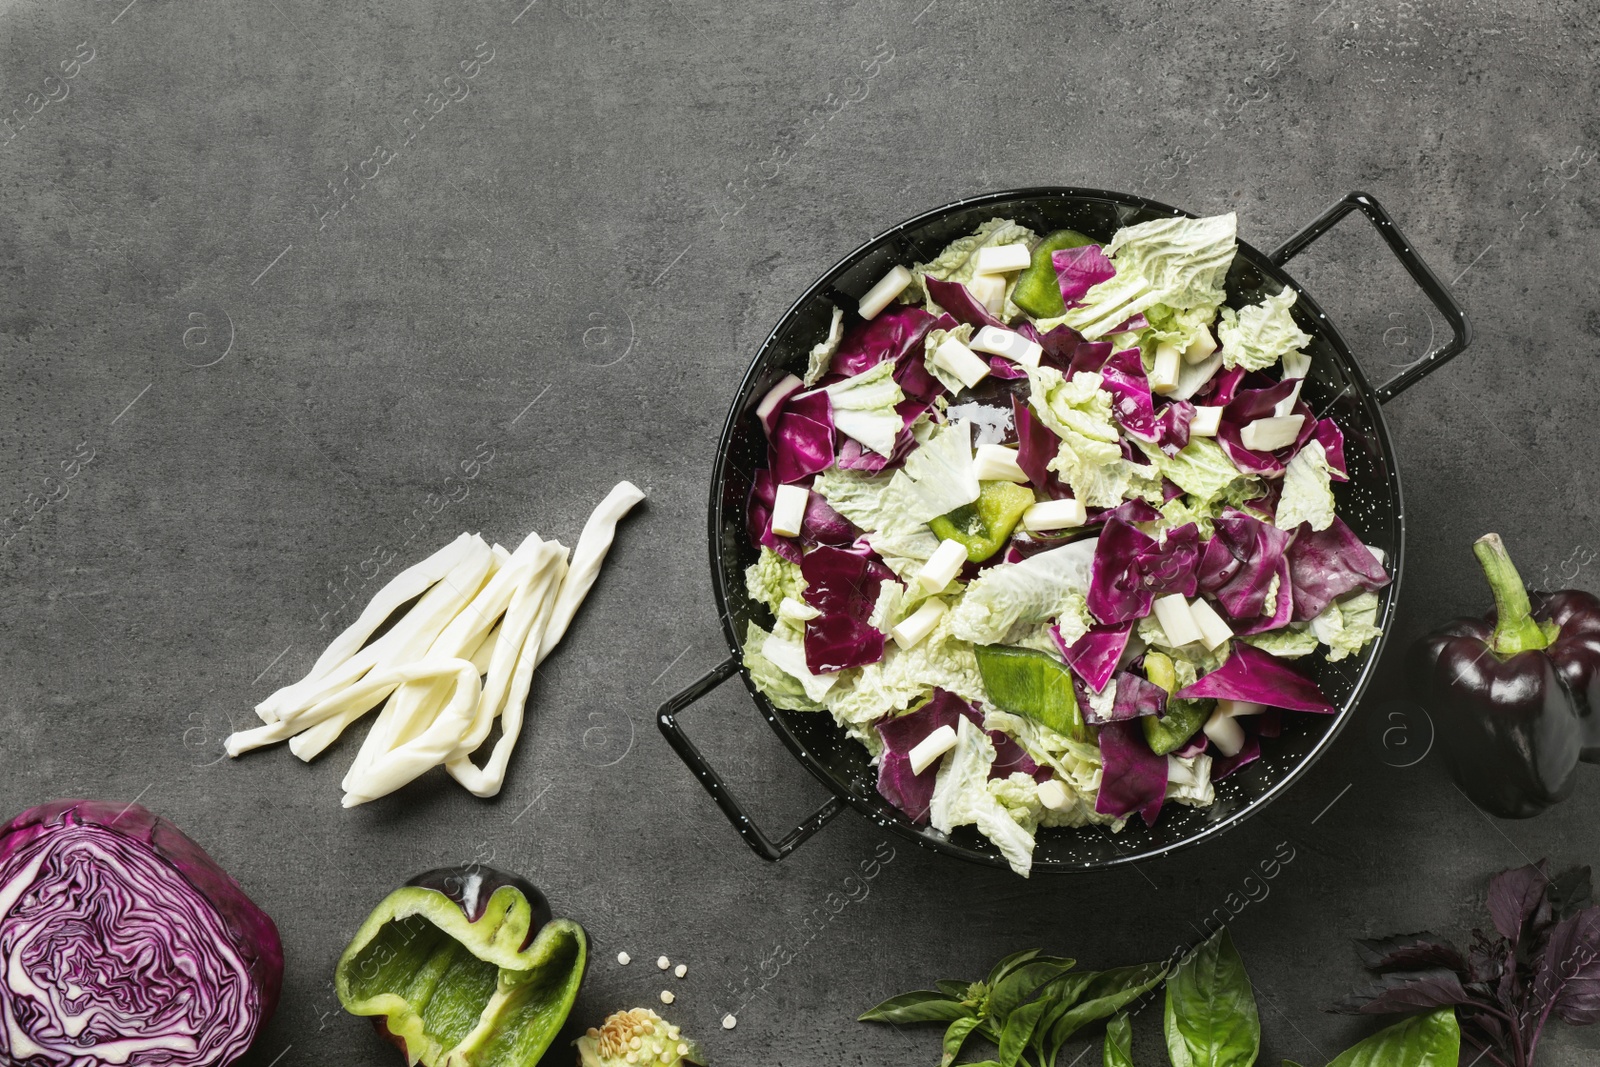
xmin=1473 ymin=533 xmax=1552 ymax=655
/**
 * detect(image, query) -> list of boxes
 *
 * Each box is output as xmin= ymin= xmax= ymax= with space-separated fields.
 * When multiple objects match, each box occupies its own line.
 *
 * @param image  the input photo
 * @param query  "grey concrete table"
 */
xmin=2 ymin=0 xmax=1598 ymax=1063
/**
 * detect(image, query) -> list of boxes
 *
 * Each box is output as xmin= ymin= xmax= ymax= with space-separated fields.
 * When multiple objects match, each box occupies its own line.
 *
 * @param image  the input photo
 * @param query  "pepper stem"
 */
xmin=1473 ymin=533 xmax=1552 ymax=655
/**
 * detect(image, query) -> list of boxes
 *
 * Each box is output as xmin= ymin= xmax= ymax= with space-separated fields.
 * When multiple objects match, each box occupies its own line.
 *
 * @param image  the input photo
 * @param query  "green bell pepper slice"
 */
xmin=1011 ymin=229 xmax=1097 ymax=319
xmin=929 ymin=481 xmax=1036 ymax=563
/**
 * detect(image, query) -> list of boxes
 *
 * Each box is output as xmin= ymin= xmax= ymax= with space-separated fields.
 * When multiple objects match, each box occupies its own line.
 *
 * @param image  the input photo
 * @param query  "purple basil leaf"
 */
xmin=1550 ymin=866 xmax=1595 ymax=920
xmin=1288 ymin=516 xmax=1391 ymax=621
xmin=1355 ymin=933 xmax=1469 ymax=975
xmin=1535 ymin=906 xmax=1600 ymax=1025
xmin=1054 ymin=621 xmax=1134 ymax=692
xmin=1053 ymin=244 xmax=1116 ymax=304
xmin=1488 ymin=860 xmax=1553 ymax=947
xmin=1095 ymin=720 xmax=1168 ymax=827
xmin=925 ymin=276 xmax=1007 ymax=331
xmin=1174 ymin=642 xmax=1336 ymax=713
xmin=800 ymin=545 xmax=884 ymax=673
xmin=1333 ymin=968 xmax=1475 ymax=1015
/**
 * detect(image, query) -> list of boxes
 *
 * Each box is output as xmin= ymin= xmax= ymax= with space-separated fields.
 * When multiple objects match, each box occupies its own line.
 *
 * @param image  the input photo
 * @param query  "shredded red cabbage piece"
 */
xmin=832 ymin=305 xmax=940 ymax=377
xmin=1054 ymin=620 xmax=1133 ymax=692
xmin=875 ymin=691 xmax=1046 ymax=823
xmin=1287 ymin=515 xmax=1390 ymax=621
xmin=1098 ymin=670 xmax=1166 ymax=723
xmin=924 ymin=277 xmax=1007 ymax=331
xmin=1012 ymin=393 xmax=1061 ymax=490
xmin=747 ymin=469 xmax=801 ymax=563
xmin=0 ymin=800 xmax=282 ymax=1067
xmin=1052 ymin=244 xmax=1116 ymax=304
xmin=1174 ymin=642 xmax=1336 ymax=713
xmin=1088 ymin=519 xmax=1201 ymax=625
xmin=1312 ymin=418 xmax=1349 ymax=481
xmin=1212 ymin=728 xmax=1262 ymax=780
xmin=800 ymin=546 xmax=885 ymax=673
xmin=1216 ymin=379 xmax=1317 ymax=476
xmin=1100 ymin=348 xmax=1160 ymax=442
xmin=1200 ymin=509 xmax=1295 ymax=627
xmin=769 ymin=390 xmax=835 ymax=484
xmin=1095 ymin=721 xmax=1169 ymax=827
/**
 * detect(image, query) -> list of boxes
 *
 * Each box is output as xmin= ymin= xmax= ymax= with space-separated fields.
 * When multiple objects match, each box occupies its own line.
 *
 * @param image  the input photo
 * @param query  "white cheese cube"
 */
xmin=930 ymin=335 xmax=992 ymax=390
xmin=1188 ymin=405 xmax=1223 ymax=437
xmin=1218 ymin=699 xmax=1266 ymax=717
xmin=1203 ymin=705 xmax=1247 ymax=758
xmin=970 ymin=325 xmax=1042 ymax=368
xmin=973 ymin=444 xmax=1028 ymax=483
xmin=908 ymin=723 xmax=958 ymax=775
xmin=1188 ymin=597 xmax=1234 ymax=651
xmin=1239 ymin=414 xmax=1305 ymax=452
xmin=1183 ymin=325 xmax=1218 ymax=364
xmin=1037 ymin=778 xmax=1071 ymax=811
xmin=1281 ymin=350 xmax=1312 ymax=379
xmin=858 ymin=265 xmax=913 ymax=320
xmin=967 ymin=273 xmax=1007 ymax=315
xmin=1153 ymin=593 xmax=1203 ymax=647
xmin=769 ymin=484 xmax=809 ymax=538
xmin=917 ymin=538 xmax=970 ymax=594
xmin=1149 ymin=342 xmax=1182 ymax=394
xmin=891 ymin=597 xmax=947 ymax=651
xmin=975 ymin=243 xmax=1033 ymax=274
xmin=1022 ymin=498 xmax=1087 ymax=532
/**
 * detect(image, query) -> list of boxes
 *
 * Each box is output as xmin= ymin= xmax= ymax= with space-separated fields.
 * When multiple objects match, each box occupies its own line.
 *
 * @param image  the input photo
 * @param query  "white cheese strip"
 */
xmin=969 ymin=325 xmax=1042 ymax=368
xmin=1239 ymin=414 xmax=1305 ymax=452
xmin=1149 ymin=342 xmax=1182 ymax=394
xmin=339 ymin=658 xmax=486 ymax=807
xmin=1203 ymin=705 xmax=1246 ymax=758
xmin=1022 ymin=498 xmax=1087 ymax=532
xmin=917 ymin=539 xmax=970 ymax=594
xmin=891 ymin=598 xmax=947 ymax=650
xmin=908 ymin=724 xmax=958 ymax=775
xmin=967 ymin=273 xmax=1006 ymax=315
xmin=255 ymin=532 xmax=480 ymax=723
xmin=858 ymin=265 xmax=912 ymax=320
xmin=1037 ymin=778 xmax=1071 ymax=811
xmin=1183 ymin=325 xmax=1218 ymax=364
xmin=973 ymin=444 xmax=1028 ymax=484
xmin=1153 ymin=593 xmax=1203 ymax=647
xmin=770 ymin=484 xmax=810 ymax=538
xmin=930 ymin=335 xmax=992 ymax=390
xmin=974 ymin=243 xmax=1032 ymax=275
xmin=1188 ymin=406 xmax=1223 ymax=437
xmin=1170 ymin=350 xmax=1222 ymax=402
xmin=1188 ymin=597 xmax=1234 ymax=651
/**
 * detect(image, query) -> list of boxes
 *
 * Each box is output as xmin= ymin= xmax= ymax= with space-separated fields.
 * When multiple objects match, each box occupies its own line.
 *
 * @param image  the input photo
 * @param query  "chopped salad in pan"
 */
xmin=740 ymin=212 xmax=1391 ymax=876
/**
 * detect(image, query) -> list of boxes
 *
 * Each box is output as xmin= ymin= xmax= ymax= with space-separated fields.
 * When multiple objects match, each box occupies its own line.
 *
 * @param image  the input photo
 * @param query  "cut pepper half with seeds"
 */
xmin=335 ymin=866 xmax=587 ymax=1067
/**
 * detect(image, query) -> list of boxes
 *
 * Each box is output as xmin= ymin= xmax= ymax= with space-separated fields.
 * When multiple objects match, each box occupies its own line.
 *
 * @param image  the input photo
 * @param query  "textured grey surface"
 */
xmin=1 ymin=0 xmax=1598 ymax=1063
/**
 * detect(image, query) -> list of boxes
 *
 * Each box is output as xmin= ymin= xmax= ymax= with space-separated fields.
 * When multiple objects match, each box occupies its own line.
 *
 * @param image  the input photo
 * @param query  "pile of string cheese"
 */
xmin=227 ymin=482 xmax=644 ymax=807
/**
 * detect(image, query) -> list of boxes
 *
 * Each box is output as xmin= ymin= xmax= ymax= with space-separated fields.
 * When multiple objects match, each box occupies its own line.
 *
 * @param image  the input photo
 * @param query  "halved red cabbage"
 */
xmin=1053 ymin=620 xmax=1133 ymax=692
xmin=1095 ymin=721 xmax=1168 ymax=827
xmin=1087 ymin=519 xmax=1200 ymax=625
xmin=924 ymin=277 xmax=1007 ymax=331
xmin=1053 ymin=245 xmax=1116 ymax=305
xmin=800 ymin=546 xmax=885 ymax=673
xmin=0 ymin=800 xmax=282 ymax=1067
xmin=1174 ymin=642 xmax=1336 ymax=713
xmin=770 ymin=390 xmax=835 ymax=484
xmin=832 ymin=305 xmax=940 ymax=377
xmin=1288 ymin=515 xmax=1390 ymax=621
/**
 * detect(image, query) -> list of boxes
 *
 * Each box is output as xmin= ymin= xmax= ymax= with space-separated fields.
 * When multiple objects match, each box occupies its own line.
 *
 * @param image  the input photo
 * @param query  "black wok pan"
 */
xmin=659 ymin=189 xmax=1469 ymax=872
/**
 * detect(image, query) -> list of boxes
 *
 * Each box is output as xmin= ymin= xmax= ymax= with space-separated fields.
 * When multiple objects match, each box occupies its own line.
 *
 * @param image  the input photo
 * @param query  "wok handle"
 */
xmin=657 ymin=655 xmax=848 ymax=861
xmin=1269 ymin=190 xmax=1471 ymax=404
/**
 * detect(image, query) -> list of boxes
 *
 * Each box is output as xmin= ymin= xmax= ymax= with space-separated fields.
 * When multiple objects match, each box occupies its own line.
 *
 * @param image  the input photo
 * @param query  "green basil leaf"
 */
xmin=859 ymin=990 xmax=972 ymax=1024
xmin=1164 ymin=929 xmax=1260 ymax=1067
xmin=1104 ymin=1012 xmax=1135 ymax=1067
xmin=987 ymin=948 xmax=1045 ymax=987
xmin=998 ymin=997 xmax=1050 ymax=1067
xmin=938 ymin=979 xmax=975 ymax=998
xmin=1044 ymin=962 xmax=1170 ymax=1053
xmin=987 ymin=957 xmax=1077 ymax=1024
xmin=942 ymin=1015 xmax=983 ymax=1067
xmin=1325 ymin=1009 xmax=1460 ymax=1067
